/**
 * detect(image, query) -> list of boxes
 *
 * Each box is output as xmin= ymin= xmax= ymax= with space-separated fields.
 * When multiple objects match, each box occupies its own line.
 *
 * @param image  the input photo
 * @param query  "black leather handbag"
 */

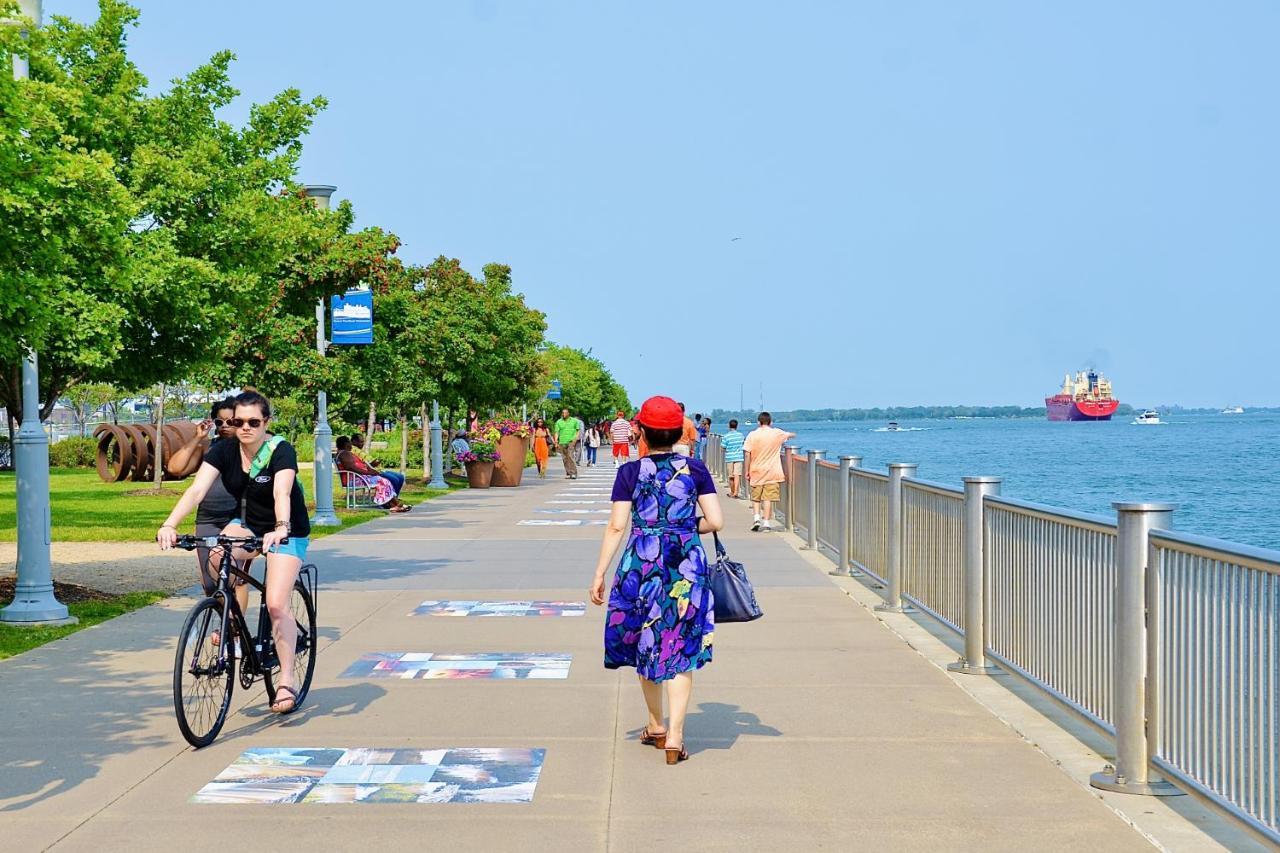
xmin=709 ymin=534 xmax=763 ymax=623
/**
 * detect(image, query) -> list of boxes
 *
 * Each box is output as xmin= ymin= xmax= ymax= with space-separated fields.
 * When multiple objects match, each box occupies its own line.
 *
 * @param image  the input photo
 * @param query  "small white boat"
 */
xmin=886 ymin=422 xmax=900 ymax=431
xmin=1221 ymin=406 xmax=1245 ymax=415
xmin=1133 ymin=410 xmax=1161 ymax=425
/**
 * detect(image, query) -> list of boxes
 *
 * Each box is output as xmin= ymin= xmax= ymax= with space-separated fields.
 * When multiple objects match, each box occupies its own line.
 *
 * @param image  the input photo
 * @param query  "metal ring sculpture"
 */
xmin=94 ymin=422 xmax=207 ymax=482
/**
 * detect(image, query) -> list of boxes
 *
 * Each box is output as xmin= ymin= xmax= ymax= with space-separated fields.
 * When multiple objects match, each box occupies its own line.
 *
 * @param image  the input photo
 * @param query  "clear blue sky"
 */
xmin=48 ymin=1 xmax=1280 ymax=409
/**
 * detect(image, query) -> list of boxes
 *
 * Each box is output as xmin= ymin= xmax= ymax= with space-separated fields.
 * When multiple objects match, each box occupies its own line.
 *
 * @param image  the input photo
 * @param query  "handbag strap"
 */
xmin=712 ymin=532 xmax=727 ymax=558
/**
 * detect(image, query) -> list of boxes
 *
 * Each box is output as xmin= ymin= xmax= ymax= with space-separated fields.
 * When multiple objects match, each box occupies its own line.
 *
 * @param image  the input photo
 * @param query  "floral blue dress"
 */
xmin=605 ymin=453 xmax=716 ymax=681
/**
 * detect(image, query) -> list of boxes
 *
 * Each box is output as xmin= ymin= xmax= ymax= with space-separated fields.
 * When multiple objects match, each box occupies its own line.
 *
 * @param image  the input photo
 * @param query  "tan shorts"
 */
xmin=727 ymin=461 xmax=743 ymax=476
xmin=751 ymin=482 xmax=781 ymax=502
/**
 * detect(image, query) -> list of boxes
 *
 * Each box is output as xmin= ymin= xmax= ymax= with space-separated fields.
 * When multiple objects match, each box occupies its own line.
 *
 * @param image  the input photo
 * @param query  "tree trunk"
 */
xmin=366 ymin=401 xmax=377 ymax=444
xmin=153 ymin=384 xmax=166 ymax=488
xmin=427 ymin=402 xmax=437 ymax=481
xmin=399 ymin=411 xmax=408 ymax=472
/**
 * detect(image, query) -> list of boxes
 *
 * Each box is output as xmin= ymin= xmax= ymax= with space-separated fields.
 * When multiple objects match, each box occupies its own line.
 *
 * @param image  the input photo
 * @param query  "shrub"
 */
xmin=51 ymin=436 xmax=97 ymax=468
xmin=368 ymin=447 xmax=425 ymax=470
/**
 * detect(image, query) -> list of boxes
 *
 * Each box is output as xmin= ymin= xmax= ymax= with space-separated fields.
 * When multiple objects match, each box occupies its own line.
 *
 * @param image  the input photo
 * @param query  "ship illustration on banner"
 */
xmin=1045 ymin=369 xmax=1120 ymax=421
xmin=330 ymin=286 xmax=374 ymax=345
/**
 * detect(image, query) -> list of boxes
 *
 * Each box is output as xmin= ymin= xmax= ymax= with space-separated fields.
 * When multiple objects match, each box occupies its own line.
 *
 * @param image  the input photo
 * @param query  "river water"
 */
xmin=770 ymin=413 xmax=1280 ymax=550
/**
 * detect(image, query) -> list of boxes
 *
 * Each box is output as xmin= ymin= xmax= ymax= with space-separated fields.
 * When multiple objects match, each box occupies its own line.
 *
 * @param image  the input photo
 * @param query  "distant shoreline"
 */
xmin=707 ymin=405 xmax=1278 ymax=423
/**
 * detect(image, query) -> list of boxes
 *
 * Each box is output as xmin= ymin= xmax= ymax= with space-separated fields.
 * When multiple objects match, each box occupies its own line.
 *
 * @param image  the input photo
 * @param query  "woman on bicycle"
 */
xmin=195 ymin=398 xmax=251 ymax=618
xmin=157 ymin=390 xmax=311 ymax=714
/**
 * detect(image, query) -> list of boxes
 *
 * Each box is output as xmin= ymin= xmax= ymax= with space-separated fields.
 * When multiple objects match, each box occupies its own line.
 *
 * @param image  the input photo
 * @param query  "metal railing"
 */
xmin=790 ymin=454 xmax=810 ymax=537
xmin=901 ymin=478 xmax=965 ymax=631
xmin=984 ymin=496 xmax=1117 ymax=728
xmin=704 ymin=433 xmax=1279 ymax=845
xmin=850 ymin=469 xmax=889 ymax=580
xmin=1148 ymin=529 xmax=1279 ymax=839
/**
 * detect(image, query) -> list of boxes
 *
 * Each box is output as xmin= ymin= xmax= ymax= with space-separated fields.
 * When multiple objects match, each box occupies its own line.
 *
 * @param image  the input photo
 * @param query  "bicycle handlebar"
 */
xmin=171 ymin=533 xmax=287 ymax=551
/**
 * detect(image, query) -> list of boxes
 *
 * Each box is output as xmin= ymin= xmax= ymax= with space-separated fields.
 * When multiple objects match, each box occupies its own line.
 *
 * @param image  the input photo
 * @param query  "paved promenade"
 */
xmin=0 ymin=458 xmax=1164 ymax=851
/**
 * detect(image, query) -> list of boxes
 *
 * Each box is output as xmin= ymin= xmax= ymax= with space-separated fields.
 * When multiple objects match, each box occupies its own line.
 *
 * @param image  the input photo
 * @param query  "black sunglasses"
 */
xmin=212 ymin=418 xmax=233 ymax=427
xmin=229 ymin=417 xmax=266 ymax=429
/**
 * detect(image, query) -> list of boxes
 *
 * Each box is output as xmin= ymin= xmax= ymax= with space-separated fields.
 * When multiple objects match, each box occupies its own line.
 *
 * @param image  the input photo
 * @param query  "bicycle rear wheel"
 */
xmin=173 ymin=597 xmax=235 ymax=748
xmin=264 ymin=578 xmax=317 ymax=712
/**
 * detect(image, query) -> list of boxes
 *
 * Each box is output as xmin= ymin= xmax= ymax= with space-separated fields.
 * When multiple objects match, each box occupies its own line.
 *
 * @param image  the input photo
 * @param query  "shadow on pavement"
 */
xmin=684 ymin=701 xmax=783 ymax=754
xmin=0 ymin=606 xmax=183 ymax=811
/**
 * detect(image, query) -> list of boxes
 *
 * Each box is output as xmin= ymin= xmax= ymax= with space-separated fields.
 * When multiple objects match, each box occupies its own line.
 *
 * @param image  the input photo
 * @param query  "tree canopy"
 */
xmin=4 ymin=0 xmax=627 ymax=436
xmin=537 ymin=344 xmax=631 ymax=423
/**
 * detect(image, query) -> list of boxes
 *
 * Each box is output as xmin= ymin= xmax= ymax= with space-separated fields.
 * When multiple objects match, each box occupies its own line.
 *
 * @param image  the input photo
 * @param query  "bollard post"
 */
xmin=802 ymin=450 xmax=825 ymax=549
xmin=1091 ymin=502 xmax=1182 ymax=796
xmin=875 ymin=463 xmax=918 ymax=613
xmin=948 ymin=477 xmax=1003 ymax=674
xmin=830 ymin=455 xmax=863 ymax=577
xmin=782 ymin=444 xmax=798 ymax=533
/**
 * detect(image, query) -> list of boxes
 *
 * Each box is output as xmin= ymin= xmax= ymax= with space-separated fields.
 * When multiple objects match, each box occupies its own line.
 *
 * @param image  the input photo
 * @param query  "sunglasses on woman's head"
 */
xmin=229 ymin=417 xmax=265 ymax=429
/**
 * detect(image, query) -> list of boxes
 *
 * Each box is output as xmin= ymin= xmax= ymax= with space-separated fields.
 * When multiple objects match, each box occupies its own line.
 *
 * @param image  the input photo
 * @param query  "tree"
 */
xmin=537 ymin=344 xmax=632 ymax=423
xmin=0 ymin=1 xmax=360 ymax=423
xmin=61 ymin=381 xmax=119 ymax=435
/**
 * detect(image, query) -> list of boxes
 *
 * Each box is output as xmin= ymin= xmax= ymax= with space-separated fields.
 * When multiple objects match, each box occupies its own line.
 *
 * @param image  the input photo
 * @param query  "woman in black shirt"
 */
xmin=158 ymin=390 xmax=311 ymax=714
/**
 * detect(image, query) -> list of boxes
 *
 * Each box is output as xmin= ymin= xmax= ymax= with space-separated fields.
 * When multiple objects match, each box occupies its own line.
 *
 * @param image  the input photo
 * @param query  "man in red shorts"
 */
xmin=609 ymin=410 xmax=633 ymax=467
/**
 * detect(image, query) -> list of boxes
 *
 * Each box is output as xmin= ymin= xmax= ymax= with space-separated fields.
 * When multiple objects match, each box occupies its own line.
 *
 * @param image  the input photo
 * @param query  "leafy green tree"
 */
xmin=0 ymin=0 xmax=376 ymax=424
xmin=60 ymin=382 xmax=120 ymax=435
xmin=537 ymin=344 xmax=632 ymax=422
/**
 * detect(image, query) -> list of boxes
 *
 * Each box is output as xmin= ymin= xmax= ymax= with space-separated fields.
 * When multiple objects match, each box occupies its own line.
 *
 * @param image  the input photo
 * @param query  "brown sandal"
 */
xmin=640 ymin=727 xmax=667 ymax=749
xmin=665 ymin=743 xmax=689 ymax=765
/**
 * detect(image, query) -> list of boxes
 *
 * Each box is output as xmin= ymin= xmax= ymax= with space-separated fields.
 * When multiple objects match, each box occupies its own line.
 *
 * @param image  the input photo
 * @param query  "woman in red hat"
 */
xmin=590 ymin=395 xmax=724 ymax=764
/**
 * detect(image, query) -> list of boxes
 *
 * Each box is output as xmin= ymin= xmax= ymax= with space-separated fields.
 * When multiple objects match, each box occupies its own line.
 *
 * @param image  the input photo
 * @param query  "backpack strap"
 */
xmin=248 ymin=435 xmax=285 ymax=479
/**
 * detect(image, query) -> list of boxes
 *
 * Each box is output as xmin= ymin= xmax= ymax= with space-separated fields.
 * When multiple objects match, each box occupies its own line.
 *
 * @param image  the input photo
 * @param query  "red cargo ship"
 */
xmin=1045 ymin=370 xmax=1120 ymax=421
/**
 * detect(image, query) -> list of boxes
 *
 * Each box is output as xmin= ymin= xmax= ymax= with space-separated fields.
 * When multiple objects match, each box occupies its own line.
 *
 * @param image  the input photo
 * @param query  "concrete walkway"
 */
xmin=0 ymin=458 xmax=1157 ymax=852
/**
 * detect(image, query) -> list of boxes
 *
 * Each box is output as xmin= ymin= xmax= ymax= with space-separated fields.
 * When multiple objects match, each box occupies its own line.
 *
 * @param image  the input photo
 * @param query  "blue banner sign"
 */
xmin=546 ymin=379 xmax=562 ymax=400
xmin=330 ymin=287 xmax=373 ymax=345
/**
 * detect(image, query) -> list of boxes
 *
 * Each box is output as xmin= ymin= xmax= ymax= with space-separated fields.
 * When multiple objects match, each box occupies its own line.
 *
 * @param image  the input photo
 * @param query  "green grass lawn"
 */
xmin=0 ymin=590 xmax=167 ymax=660
xmin=0 ymin=468 xmax=463 ymax=542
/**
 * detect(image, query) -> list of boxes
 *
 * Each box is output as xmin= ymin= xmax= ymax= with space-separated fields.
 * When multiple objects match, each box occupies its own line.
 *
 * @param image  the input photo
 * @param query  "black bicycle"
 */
xmin=170 ymin=534 xmax=318 ymax=748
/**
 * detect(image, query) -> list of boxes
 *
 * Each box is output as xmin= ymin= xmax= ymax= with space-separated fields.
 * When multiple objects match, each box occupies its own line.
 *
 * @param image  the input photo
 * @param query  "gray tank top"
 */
xmin=196 ymin=437 xmax=238 ymax=524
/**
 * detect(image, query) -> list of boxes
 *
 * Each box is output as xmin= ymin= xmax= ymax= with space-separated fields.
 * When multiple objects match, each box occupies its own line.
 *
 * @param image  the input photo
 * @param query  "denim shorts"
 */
xmin=268 ymin=537 xmax=310 ymax=560
xmin=228 ymin=519 xmax=310 ymax=560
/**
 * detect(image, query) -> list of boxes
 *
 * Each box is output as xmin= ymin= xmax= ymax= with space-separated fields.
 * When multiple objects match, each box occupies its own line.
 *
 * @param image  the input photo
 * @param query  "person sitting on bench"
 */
xmin=335 ymin=436 xmax=411 ymax=513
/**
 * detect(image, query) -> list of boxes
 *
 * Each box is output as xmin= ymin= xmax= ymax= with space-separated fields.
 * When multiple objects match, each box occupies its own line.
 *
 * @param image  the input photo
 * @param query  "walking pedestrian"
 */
xmin=590 ymin=395 xmax=723 ymax=765
xmin=586 ymin=423 xmax=601 ymax=466
xmin=532 ymin=418 xmax=552 ymax=478
xmin=742 ymin=412 xmax=796 ymax=532
xmin=554 ymin=408 xmax=581 ymax=479
xmin=722 ymin=418 xmax=746 ymax=498
xmin=673 ymin=403 xmax=698 ymax=456
xmin=610 ymin=410 xmax=633 ymax=467
xmin=696 ymin=417 xmax=710 ymax=460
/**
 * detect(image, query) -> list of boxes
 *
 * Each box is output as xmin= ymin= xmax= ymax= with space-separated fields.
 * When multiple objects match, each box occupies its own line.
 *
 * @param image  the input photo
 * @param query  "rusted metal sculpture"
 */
xmin=94 ymin=422 xmax=208 ymax=482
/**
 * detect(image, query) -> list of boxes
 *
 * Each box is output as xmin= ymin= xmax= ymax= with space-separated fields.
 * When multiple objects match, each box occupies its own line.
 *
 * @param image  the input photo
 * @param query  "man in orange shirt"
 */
xmin=673 ymin=402 xmax=698 ymax=456
xmin=742 ymin=411 xmax=796 ymax=532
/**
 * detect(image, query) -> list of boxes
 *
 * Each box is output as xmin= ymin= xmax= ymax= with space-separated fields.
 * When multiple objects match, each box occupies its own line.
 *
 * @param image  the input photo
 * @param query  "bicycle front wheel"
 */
xmin=264 ymin=578 xmax=317 ymax=713
xmin=173 ymin=597 xmax=235 ymax=748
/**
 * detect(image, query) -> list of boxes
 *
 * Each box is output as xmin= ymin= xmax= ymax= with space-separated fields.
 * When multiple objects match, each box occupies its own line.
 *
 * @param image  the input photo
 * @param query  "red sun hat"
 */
xmin=637 ymin=396 xmax=684 ymax=429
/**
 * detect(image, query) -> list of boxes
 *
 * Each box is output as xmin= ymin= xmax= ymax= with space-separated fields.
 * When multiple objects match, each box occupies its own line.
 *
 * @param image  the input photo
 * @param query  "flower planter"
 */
xmin=465 ymin=460 xmax=495 ymax=489
xmin=491 ymin=435 xmax=528 ymax=487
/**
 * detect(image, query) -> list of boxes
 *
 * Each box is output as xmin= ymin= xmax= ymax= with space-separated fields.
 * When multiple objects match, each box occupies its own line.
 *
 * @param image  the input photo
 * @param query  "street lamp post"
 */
xmin=1 ymin=0 xmax=72 ymax=626
xmin=303 ymin=184 xmax=340 ymax=527
xmin=429 ymin=400 xmax=447 ymax=489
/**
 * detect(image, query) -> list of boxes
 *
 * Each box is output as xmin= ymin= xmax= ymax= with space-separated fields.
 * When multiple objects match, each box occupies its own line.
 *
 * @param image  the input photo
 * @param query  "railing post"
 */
xmin=949 ymin=477 xmax=1002 ymax=675
xmin=1090 ymin=502 xmax=1182 ymax=797
xmin=830 ymin=455 xmax=860 ymax=577
xmin=875 ymin=462 xmax=918 ymax=613
xmin=783 ymin=444 xmax=798 ymax=533
xmin=802 ymin=449 xmax=824 ymax=549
